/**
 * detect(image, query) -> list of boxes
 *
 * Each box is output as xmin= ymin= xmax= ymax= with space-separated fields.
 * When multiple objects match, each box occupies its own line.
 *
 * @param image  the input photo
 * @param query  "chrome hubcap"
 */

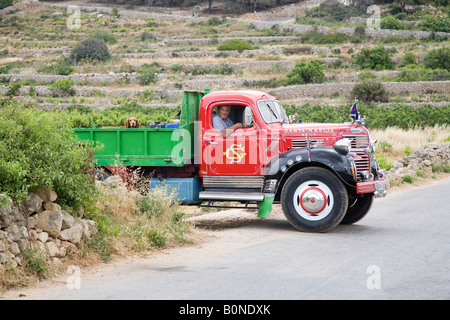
xmin=293 ymin=180 xmax=334 ymax=221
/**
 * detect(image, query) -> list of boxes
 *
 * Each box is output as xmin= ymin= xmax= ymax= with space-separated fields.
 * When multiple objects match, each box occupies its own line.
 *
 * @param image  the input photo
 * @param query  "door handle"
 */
xmin=208 ymin=141 xmax=218 ymax=145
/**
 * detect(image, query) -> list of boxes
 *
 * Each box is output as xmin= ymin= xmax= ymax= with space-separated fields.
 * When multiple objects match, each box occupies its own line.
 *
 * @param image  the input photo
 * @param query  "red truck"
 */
xmin=74 ymin=89 xmax=388 ymax=232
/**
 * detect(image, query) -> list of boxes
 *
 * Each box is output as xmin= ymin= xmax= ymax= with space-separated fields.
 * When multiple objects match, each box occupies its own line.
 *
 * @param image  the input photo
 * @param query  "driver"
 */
xmin=213 ymin=105 xmax=243 ymax=137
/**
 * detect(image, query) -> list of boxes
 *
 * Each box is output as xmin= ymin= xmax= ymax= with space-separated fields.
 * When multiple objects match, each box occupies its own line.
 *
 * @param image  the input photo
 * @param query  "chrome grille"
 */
xmin=291 ymin=140 xmax=324 ymax=148
xmin=343 ymin=135 xmax=369 ymax=148
xmin=354 ymin=151 xmax=370 ymax=182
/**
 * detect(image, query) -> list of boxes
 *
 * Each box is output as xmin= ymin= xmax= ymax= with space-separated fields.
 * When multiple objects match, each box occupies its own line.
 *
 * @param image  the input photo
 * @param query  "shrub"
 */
xmin=381 ymin=16 xmax=404 ymax=30
xmin=284 ymin=60 xmax=325 ymax=85
xmin=70 ymin=39 xmax=111 ymax=63
xmin=137 ymin=65 xmax=156 ymax=85
xmin=49 ymin=78 xmax=75 ymax=97
xmin=395 ymin=64 xmax=450 ymax=82
xmin=354 ymin=46 xmax=395 ymax=70
xmin=423 ymin=47 xmax=450 ymax=71
xmin=418 ymin=15 xmax=450 ymax=33
xmin=0 ymin=0 xmax=13 ymax=10
xmin=88 ymin=29 xmax=117 ymax=44
xmin=350 ymin=80 xmax=389 ymax=103
xmin=217 ymin=39 xmax=253 ymax=53
xmin=0 ymin=99 xmax=98 ymax=210
xmin=305 ymin=0 xmax=359 ymax=22
xmin=401 ymin=52 xmax=416 ymax=66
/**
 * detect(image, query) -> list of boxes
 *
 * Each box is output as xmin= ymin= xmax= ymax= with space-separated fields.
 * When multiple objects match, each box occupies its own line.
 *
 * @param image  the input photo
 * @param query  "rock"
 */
xmin=58 ymin=224 xmax=83 ymax=244
xmin=5 ymin=225 xmax=23 ymax=242
xmin=43 ymin=201 xmax=61 ymax=211
xmin=35 ymin=210 xmax=64 ymax=237
xmin=30 ymin=240 xmax=46 ymax=255
xmin=35 ymin=186 xmax=57 ymax=202
xmin=45 ymin=241 xmax=60 ymax=257
xmin=36 ymin=231 xmax=49 ymax=243
xmin=9 ymin=242 xmax=20 ymax=255
xmin=61 ymin=210 xmax=75 ymax=230
xmin=22 ymin=192 xmax=43 ymax=214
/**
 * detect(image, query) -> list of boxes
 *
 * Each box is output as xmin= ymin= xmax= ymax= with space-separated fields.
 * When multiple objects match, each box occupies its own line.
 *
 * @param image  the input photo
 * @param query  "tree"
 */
xmin=284 ymin=60 xmax=325 ymax=85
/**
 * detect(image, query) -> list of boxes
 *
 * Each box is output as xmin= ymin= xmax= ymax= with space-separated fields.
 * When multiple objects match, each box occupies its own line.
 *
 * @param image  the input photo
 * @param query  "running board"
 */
xmin=199 ymin=191 xmax=264 ymax=202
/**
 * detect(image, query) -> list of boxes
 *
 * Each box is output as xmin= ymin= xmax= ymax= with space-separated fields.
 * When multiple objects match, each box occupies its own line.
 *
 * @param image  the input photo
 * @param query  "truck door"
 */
xmin=201 ymin=104 xmax=262 ymax=176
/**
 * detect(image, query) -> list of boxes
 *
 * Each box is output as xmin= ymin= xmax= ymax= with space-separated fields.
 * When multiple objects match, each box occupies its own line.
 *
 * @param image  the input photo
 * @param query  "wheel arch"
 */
xmin=264 ymin=147 xmax=356 ymax=201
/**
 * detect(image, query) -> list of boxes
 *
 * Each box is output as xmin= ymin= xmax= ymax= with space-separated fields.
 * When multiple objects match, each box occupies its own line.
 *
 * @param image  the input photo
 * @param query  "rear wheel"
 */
xmin=341 ymin=193 xmax=374 ymax=225
xmin=281 ymin=167 xmax=348 ymax=233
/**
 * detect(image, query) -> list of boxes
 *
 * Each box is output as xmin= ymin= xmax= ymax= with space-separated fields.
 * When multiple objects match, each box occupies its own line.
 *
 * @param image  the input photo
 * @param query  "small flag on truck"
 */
xmin=349 ymin=99 xmax=359 ymax=123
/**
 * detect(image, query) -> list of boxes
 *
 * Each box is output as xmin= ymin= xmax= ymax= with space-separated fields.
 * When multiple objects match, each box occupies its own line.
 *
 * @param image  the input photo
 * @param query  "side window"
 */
xmin=243 ymin=106 xmax=254 ymax=127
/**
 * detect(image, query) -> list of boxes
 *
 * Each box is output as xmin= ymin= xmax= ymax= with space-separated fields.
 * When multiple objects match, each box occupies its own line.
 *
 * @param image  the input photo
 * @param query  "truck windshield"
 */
xmin=257 ymin=100 xmax=287 ymax=124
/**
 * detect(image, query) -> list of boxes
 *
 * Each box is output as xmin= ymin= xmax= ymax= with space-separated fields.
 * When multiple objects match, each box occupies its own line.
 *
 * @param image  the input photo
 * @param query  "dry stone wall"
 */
xmin=0 ymin=187 xmax=97 ymax=267
xmin=386 ymin=143 xmax=450 ymax=182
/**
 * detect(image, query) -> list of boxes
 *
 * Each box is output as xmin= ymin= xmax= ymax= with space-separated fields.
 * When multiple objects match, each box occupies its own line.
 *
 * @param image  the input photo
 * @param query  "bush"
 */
xmin=381 ymin=16 xmax=404 ymax=30
xmin=283 ymin=60 xmax=325 ymax=85
xmin=354 ymin=46 xmax=395 ymax=70
xmin=137 ymin=65 xmax=156 ymax=85
xmin=49 ymin=78 xmax=75 ymax=97
xmin=395 ymin=64 xmax=450 ymax=82
xmin=70 ymin=39 xmax=111 ymax=63
xmin=0 ymin=99 xmax=98 ymax=210
xmin=88 ymin=29 xmax=117 ymax=44
xmin=423 ymin=47 xmax=450 ymax=71
xmin=305 ymin=0 xmax=359 ymax=22
xmin=401 ymin=52 xmax=416 ymax=66
xmin=217 ymin=39 xmax=253 ymax=53
xmin=350 ymin=80 xmax=389 ymax=104
xmin=418 ymin=15 xmax=450 ymax=33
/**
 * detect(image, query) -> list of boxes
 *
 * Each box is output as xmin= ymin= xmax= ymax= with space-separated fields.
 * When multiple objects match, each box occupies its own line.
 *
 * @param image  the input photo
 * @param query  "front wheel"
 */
xmin=341 ymin=193 xmax=374 ymax=225
xmin=281 ymin=167 xmax=348 ymax=233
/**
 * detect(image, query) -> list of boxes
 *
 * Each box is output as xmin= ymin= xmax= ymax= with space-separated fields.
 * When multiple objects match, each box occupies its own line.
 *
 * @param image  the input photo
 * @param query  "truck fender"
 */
xmin=263 ymin=146 xmax=356 ymax=197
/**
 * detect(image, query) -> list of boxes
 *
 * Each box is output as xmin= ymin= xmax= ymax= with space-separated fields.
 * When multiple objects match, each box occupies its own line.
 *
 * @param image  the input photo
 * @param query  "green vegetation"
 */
xmin=354 ymin=46 xmax=395 ymax=70
xmin=423 ymin=47 xmax=450 ymax=71
xmin=217 ymin=39 xmax=253 ymax=52
xmin=282 ymin=60 xmax=325 ymax=85
xmin=70 ymin=39 xmax=111 ymax=64
xmin=0 ymin=99 xmax=98 ymax=210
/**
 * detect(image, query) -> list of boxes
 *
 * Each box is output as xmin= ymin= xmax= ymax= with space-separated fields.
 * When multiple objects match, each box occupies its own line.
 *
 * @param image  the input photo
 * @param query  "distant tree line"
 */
xmin=94 ymin=0 xmax=302 ymax=13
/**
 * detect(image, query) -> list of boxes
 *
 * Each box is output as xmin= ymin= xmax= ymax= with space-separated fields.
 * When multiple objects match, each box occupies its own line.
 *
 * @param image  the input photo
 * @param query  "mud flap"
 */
xmin=258 ymin=195 xmax=274 ymax=218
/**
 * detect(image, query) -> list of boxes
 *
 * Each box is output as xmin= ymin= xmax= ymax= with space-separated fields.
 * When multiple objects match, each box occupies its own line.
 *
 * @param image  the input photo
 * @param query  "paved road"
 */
xmin=5 ymin=178 xmax=450 ymax=300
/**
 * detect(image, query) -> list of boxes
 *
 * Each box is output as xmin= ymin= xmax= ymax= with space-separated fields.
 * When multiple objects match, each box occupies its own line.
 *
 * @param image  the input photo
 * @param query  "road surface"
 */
xmin=3 ymin=177 xmax=450 ymax=300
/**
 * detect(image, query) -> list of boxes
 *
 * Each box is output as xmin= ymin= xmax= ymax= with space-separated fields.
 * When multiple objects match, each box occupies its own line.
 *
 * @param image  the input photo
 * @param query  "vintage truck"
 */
xmin=74 ymin=89 xmax=388 ymax=232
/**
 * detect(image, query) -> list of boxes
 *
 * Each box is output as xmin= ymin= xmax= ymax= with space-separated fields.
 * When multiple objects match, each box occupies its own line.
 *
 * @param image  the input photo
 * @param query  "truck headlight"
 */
xmin=333 ymin=138 xmax=352 ymax=154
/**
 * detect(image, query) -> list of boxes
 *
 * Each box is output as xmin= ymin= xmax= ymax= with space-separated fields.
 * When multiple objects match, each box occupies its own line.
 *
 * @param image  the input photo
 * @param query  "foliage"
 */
xmin=418 ymin=15 xmax=450 ymax=33
xmin=305 ymin=0 xmax=360 ymax=22
xmin=423 ymin=47 xmax=450 ymax=71
xmin=88 ymin=29 xmax=117 ymax=44
xmin=283 ymin=60 xmax=325 ymax=85
xmin=351 ymin=80 xmax=389 ymax=103
xmin=137 ymin=64 xmax=157 ymax=85
xmin=283 ymin=103 xmax=450 ymax=130
xmin=299 ymin=30 xmax=349 ymax=44
xmin=70 ymin=39 xmax=111 ymax=64
xmin=354 ymin=46 xmax=395 ymax=70
xmin=394 ymin=64 xmax=450 ymax=82
xmin=0 ymin=99 xmax=98 ymax=210
xmin=401 ymin=52 xmax=416 ymax=66
xmin=49 ymin=78 xmax=75 ymax=97
xmin=217 ymin=39 xmax=253 ymax=53
xmin=381 ymin=16 xmax=404 ymax=30
xmin=0 ymin=0 xmax=13 ymax=10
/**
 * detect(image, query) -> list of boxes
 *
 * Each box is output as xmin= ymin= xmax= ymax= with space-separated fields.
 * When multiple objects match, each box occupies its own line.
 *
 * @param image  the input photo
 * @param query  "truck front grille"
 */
xmin=354 ymin=151 xmax=370 ymax=182
xmin=343 ymin=135 xmax=369 ymax=148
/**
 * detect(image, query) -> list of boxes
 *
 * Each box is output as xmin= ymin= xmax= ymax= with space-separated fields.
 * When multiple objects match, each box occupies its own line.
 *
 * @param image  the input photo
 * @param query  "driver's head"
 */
xmin=218 ymin=105 xmax=231 ymax=120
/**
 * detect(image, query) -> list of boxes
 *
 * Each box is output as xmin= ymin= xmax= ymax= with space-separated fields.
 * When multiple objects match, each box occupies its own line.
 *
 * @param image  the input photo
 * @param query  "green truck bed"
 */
xmin=73 ymin=90 xmax=207 ymax=167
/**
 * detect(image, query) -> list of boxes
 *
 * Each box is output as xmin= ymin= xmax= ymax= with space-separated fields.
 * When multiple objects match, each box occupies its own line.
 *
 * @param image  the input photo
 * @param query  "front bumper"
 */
xmin=357 ymin=180 xmax=388 ymax=198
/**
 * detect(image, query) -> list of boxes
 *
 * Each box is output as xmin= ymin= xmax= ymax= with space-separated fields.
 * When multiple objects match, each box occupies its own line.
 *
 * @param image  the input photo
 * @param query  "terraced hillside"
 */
xmin=0 ymin=0 xmax=449 ymax=113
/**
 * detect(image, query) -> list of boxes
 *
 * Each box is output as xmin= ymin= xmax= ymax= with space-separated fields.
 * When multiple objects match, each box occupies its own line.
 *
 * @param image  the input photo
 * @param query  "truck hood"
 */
xmin=277 ymin=122 xmax=370 ymax=149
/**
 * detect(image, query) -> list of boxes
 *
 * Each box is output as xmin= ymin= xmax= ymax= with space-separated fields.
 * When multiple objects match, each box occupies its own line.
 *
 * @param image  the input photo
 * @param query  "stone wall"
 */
xmin=270 ymin=81 xmax=450 ymax=100
xmin=386 ymin=143 xmax=450 ymax=182
xmin=0 ymin=187 xmax=97 ymax=267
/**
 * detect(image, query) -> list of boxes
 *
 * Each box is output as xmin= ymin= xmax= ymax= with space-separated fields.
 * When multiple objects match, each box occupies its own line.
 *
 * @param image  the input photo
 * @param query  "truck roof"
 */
xmin=201 ymin=90 xmax=276 ymax=106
